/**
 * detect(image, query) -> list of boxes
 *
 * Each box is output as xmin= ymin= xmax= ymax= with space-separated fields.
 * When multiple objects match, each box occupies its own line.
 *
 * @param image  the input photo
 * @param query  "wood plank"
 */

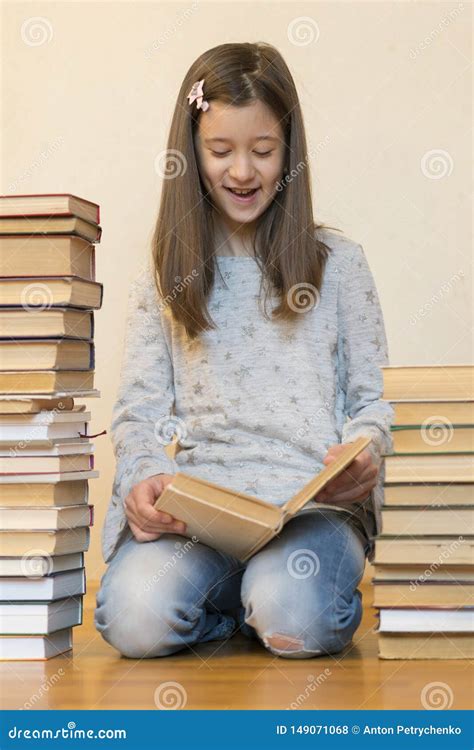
xmin=0 ymin=579 xmax=471 ymax=710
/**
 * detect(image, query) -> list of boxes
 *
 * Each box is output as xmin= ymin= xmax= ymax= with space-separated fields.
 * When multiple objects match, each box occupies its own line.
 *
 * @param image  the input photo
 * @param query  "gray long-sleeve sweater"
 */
xmin=101 ymin=228 xmax=394 ymax=564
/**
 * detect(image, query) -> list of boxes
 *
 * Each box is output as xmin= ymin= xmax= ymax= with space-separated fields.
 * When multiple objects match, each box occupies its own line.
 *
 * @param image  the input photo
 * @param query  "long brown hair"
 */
xmin=151 ymin=41 xmax=340 ymax=340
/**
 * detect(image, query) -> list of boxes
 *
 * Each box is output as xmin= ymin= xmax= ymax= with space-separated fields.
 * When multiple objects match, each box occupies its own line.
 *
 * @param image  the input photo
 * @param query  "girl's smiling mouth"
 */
xmin=224 ymin=186 xmax=260 ymax=204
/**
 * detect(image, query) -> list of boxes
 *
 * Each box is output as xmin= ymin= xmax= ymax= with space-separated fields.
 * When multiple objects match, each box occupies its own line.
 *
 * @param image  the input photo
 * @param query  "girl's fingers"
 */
xmin=125 ymin=483 xmax=175 ymax=525
xmin=323 ymin=449 xmax=373 ymax=481
xmin=319 ymin=479 xmax=376 ymax=505
xmin=323 ymin=459 xmax=365 ymax=491
xmin=341 ymin=463 xmax=376 ymax=492
xmin=125 ymin=493 xmax=176 ymax=526
xmin=126 ymin=508 xmax=186 ymax=535
xmin=128 ymin=519 xmax=162 ymax=543
xmin=319 ymin=464 xmax=377 ymax=499
xmin=135 ymin=496 xmax=174 ymax=525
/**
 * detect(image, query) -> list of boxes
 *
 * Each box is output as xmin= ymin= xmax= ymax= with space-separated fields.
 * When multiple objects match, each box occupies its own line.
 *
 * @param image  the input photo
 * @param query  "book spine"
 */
xmin=90 ymin=247 xmax=96 ymax=282
xmin=274 ymin=514 xmax=286 ymax=535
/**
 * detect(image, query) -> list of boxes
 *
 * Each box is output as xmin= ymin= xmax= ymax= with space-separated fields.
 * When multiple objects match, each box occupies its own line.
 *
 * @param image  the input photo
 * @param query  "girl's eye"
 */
xmin=211 ymin=150 xmax=273 ymax=158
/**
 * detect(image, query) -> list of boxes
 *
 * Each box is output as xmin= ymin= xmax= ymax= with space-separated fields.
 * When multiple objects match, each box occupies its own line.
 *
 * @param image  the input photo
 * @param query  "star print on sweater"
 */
xmin=101 ymin=229 xmax=394 ymax=564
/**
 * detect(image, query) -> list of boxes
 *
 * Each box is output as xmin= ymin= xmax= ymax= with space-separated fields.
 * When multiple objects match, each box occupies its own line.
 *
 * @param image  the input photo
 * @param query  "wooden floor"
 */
xmin=1 ymin=578 xmax=471 ymax=710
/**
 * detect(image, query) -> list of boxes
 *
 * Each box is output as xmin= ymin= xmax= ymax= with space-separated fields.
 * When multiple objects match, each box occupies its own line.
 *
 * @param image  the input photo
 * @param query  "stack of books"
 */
xmin=0 ymin=194 xmax=102 ymax=660
xmin=373 ymin=364 xmax=474 ymax=659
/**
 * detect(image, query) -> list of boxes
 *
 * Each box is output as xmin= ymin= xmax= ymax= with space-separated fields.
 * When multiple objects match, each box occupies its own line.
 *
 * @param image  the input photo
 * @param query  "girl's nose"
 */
xmin=228 ymin=156 xmax=256 ymax=183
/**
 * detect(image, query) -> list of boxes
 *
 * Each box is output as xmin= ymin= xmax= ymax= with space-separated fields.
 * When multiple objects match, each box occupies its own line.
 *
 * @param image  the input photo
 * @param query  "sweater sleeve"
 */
xmin=110 ymin=267 xmax=179 ymax=500
xmin=337 ymin=244 xmax=394 ymax=467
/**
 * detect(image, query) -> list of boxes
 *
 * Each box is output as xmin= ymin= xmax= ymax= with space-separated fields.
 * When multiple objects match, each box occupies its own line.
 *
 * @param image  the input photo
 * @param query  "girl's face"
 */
xmin=194 ymin=99 xmax=286 ymax=233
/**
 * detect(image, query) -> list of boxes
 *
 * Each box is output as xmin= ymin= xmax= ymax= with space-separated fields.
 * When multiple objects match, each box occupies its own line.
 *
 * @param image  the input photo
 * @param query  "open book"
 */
xmin=154 ymin=436 xmax=371 ymax=561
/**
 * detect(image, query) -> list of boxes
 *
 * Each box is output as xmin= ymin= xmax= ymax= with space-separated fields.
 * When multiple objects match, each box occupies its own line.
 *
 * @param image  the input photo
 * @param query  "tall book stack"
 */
xmin=373 ymin=364 xmax=474 ymax=659
xmin=0 ymin=194 xmax=103 ymax=660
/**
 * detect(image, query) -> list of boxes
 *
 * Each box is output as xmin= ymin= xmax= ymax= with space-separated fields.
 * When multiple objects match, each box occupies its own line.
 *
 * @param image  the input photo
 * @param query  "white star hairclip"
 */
xmin=187 ymin=78 xmax=210 ymax=112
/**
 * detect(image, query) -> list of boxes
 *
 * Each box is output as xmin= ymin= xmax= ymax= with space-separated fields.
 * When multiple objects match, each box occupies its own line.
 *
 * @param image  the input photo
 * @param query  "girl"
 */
xmin=95 ymin=42 xmax=394 ymax=660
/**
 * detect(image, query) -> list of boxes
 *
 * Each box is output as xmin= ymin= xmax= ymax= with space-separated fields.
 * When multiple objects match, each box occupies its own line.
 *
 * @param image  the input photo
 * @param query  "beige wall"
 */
xmin=2 ymin=1 xmax=472 ymax=577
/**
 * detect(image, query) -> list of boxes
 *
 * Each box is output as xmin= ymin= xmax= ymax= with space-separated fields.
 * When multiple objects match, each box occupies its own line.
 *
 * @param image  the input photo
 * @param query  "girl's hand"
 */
xmin=124 ymin=473 xmax=187 ymax=543
xmin=316 ymin=443 xmax=379 ymax=507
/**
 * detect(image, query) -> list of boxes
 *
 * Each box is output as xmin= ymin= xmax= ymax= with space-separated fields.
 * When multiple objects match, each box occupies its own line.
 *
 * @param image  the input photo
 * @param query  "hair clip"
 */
xmin=187 ymin=78 xmax=209 ymax=112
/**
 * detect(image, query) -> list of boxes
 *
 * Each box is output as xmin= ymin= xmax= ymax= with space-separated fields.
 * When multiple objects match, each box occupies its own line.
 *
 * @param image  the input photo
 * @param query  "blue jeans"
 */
xmin=94 ymin=509 xmax=368 ymax=659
